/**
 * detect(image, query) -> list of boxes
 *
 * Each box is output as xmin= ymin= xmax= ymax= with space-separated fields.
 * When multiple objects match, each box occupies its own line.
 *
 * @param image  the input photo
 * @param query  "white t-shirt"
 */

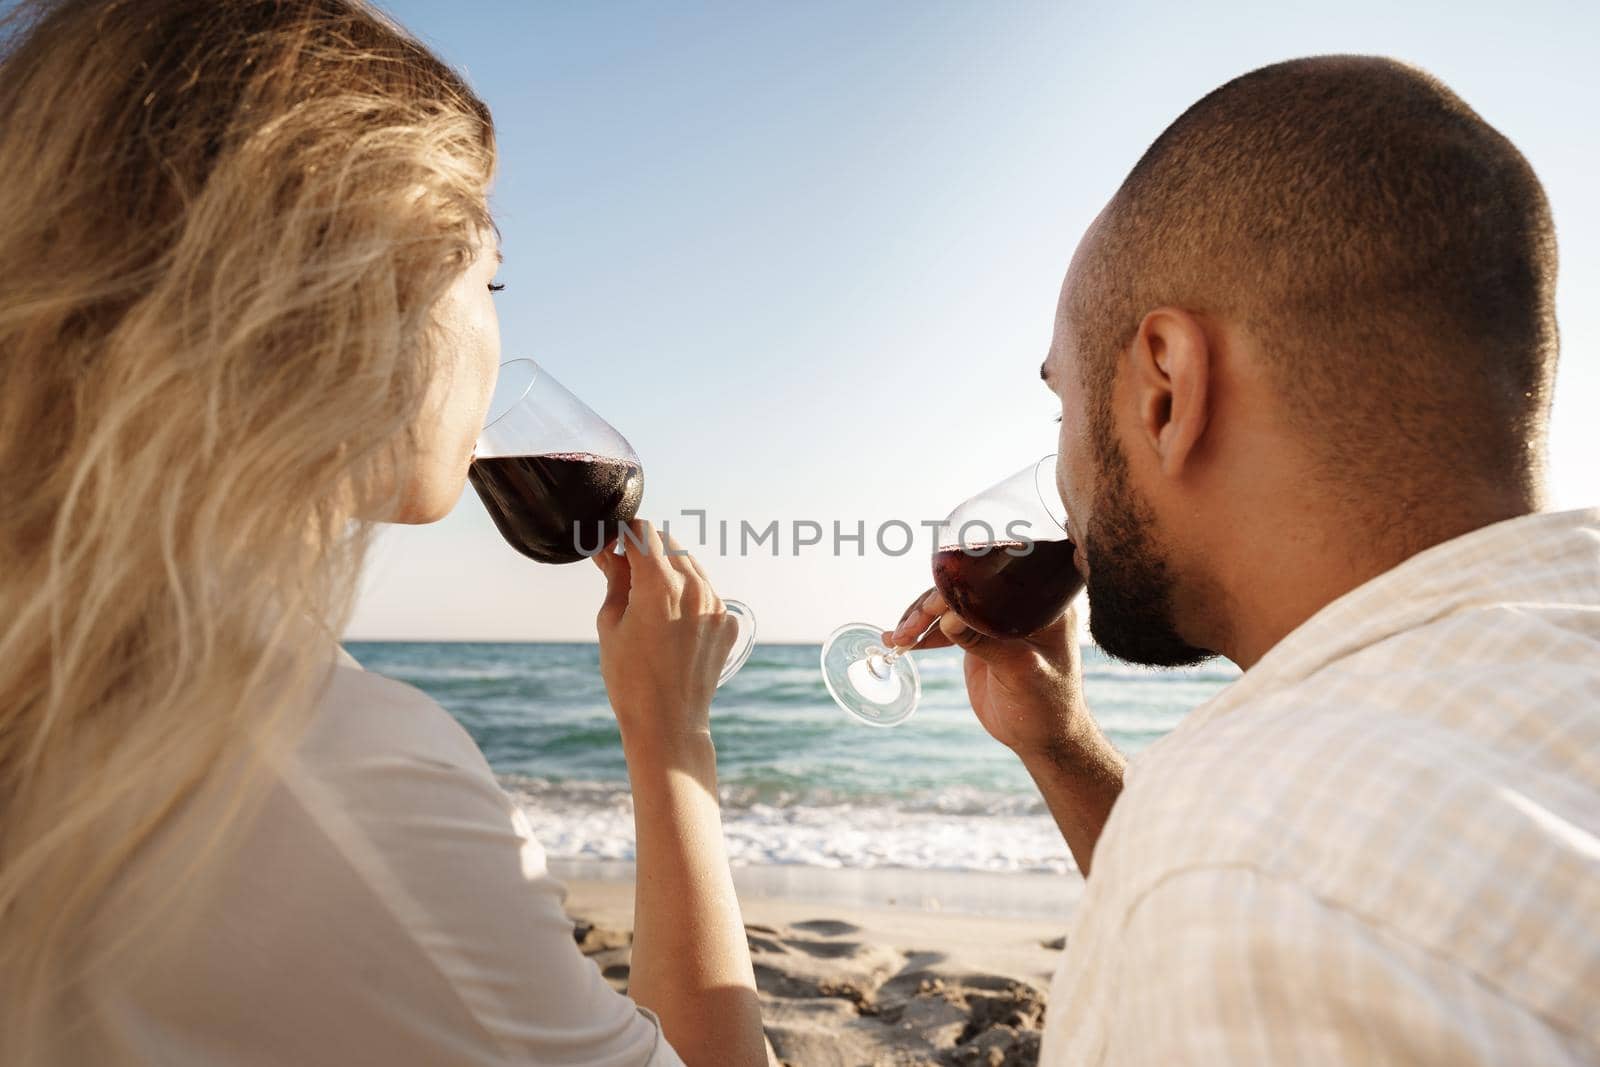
xmin=64 ymin=651 xmax=683 ymax=1066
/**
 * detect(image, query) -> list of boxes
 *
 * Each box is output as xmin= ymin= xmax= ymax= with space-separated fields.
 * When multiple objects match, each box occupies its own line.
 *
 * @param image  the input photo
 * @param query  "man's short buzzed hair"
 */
xmin=1075 ymin=56 xmax=1558 ymax=498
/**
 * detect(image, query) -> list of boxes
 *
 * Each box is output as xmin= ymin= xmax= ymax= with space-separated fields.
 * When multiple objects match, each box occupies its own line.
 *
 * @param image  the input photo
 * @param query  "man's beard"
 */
xmin=1082 ymin=428 xmax=1214 ymax=668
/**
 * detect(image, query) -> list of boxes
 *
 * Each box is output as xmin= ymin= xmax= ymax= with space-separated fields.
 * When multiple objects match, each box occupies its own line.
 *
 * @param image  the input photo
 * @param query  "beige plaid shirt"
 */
xmin=1042 ymin=508 xmax=1600 ymax=1065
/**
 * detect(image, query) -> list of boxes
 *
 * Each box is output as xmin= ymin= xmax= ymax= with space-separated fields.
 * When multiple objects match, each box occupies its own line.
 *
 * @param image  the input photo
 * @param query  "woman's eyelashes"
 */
xmin=487 ymin=282 xmax=505 ymax=293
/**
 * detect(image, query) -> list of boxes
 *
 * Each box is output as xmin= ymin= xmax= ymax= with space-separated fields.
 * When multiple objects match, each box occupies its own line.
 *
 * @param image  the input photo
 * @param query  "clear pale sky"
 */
xmin=350 ymin=0 xmax=1599 ymax=643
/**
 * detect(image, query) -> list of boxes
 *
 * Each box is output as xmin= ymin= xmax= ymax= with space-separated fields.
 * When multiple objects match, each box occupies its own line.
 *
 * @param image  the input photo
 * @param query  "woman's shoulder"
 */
xmin=301 ymin=649 xmax=493 ymax=781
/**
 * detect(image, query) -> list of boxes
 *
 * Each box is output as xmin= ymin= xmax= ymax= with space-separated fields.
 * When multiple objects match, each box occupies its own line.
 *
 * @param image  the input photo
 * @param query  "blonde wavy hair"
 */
xmin=0 ymin=0 xmax=495 ymax=1055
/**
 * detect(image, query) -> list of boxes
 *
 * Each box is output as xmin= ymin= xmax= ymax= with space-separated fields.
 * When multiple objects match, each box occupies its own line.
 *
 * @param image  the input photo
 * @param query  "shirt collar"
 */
xmin=1174 ymin=507 xmax=1599 ymax=736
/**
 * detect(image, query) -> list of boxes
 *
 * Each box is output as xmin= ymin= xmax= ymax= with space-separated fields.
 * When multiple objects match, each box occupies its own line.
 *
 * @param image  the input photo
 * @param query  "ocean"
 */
xmin=344 ymin=642 xmax=1239 ymax=876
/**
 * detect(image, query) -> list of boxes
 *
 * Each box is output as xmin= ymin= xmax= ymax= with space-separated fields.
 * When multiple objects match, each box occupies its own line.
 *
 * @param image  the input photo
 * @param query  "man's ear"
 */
xmin=1126 ymin=307 xmax=1210 ymax=478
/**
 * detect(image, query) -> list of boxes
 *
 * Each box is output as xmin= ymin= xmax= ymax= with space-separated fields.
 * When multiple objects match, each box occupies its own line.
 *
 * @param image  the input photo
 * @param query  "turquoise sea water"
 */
xmin=345 ymin=641 xmax=1237 ymax=874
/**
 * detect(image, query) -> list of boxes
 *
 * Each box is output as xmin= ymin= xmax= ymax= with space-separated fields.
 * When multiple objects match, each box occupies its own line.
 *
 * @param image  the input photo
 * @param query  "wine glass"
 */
xmin=821 ymin=455 xmax=1079 ymax=726
xmin=472 ymin=358 xmax=756 ymax=685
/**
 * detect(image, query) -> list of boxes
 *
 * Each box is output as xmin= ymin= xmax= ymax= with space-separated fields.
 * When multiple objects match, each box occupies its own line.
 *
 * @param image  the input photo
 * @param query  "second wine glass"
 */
xmin=821 ymin=455 xmax=1082 ymax=726
xmin=472 ymin=358 xmax=757 ymax=685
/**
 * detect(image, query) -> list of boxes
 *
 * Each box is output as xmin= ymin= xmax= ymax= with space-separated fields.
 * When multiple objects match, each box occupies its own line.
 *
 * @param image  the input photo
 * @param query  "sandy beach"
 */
xmin=555 ymin=861 xmax=1082 ymax=1066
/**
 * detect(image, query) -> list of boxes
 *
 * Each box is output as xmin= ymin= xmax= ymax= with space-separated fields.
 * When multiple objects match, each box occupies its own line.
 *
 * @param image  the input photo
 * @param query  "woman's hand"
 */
xmin=591 ymin=519 xmax=766 ymax=1067
xmin=594 ymin=519 xmax=738 ymax=753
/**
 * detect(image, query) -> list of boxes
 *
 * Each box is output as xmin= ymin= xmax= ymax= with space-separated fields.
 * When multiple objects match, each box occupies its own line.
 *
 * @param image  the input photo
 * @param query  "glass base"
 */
xmin=821 ymin=622 xmax=921 ymax=727
xmin=717 ymin=599 xmax=757 ymax=687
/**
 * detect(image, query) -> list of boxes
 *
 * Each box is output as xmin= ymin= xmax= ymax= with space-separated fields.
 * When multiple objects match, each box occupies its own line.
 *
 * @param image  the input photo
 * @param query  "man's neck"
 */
xmin=1208 ymin=493 xmax=1539 ymax=671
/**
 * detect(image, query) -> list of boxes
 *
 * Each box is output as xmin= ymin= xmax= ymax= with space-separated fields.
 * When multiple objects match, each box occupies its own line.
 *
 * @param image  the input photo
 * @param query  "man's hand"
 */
xmin=886 ymin=589 xmax=1124 ymax=876
xmin=885 ymin=587 xmax=1086 ymax=756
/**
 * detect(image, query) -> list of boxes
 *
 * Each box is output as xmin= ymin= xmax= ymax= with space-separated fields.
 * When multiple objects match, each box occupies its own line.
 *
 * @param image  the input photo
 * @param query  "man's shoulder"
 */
xmin=1113 ymin=614 xmax=1599 ymax=864
xmin=1086 ymin=607 xmax=1600 ymax=1024
xmin=1119 ymin=596 xmax=1600 ymax=840
xmin=1103 ymin=504 xmax=1600 ymax=872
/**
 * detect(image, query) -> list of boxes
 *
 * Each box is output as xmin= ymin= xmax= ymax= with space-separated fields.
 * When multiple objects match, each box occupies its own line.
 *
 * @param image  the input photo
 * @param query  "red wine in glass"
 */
xmin=931 ymin=538 xmax=1083 ymax=639
xmin=468 ymin=451 xmax=644 ymax=565
xmin=823 ymin=455 xmax=1072 ymax=726
xmin=473 ymin=359 xmax=757 ymax=684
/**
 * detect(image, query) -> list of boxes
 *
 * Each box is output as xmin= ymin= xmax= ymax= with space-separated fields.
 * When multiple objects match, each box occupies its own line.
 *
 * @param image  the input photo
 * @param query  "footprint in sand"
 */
xmin=782 ymin=937 xmax=865 ymax=959
xmin=788 ymin=918 xmax=860 ymax=937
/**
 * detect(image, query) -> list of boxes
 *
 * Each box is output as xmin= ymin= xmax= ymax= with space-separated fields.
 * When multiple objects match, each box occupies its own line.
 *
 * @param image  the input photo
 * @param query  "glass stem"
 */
xmin=882 ymin=617 xmax=941 ymax=665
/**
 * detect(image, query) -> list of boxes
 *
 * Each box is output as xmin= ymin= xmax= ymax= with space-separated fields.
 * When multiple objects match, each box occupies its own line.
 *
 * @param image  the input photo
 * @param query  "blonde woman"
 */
xmin=0 ymin=2 xmax=765 ymax=1064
